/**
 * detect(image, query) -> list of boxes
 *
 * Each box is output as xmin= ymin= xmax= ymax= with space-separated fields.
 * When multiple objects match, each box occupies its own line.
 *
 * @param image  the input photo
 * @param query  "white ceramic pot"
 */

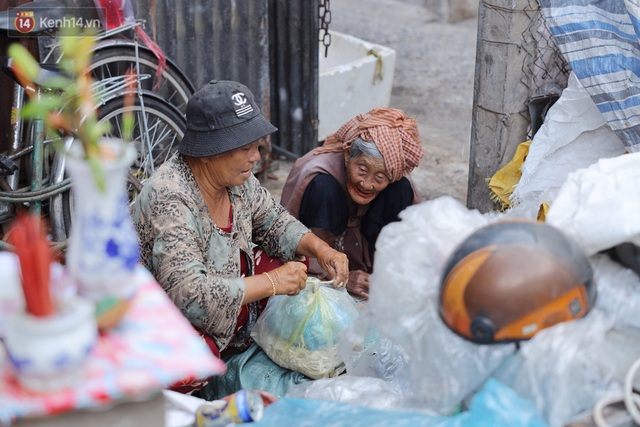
xmin=3 ymin=296 xmax=98 ymax=392
xmin=65 ymin=138 xmax=140 ymax=301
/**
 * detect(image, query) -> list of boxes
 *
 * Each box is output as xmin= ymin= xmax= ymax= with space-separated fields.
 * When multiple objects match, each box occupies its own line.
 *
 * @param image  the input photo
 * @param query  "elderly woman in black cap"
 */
xmin=132 ymin=80 xmax=348 ymax=398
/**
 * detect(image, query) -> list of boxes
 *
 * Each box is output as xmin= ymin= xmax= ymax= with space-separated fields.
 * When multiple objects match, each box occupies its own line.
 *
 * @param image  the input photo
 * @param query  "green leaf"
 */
xmin=91 ymin=120 xmax=112 ymax=141
xmin=87 ymin=155 xmax=106 ymax=193
xmin=57 ymin=56 xmax=75 ymax=75
xmin=61 ymin=83 xmax=80 ymax=100
xmin=122 ymin=110 xmax=134 ymax=143
xmin=7 ymin=43 xmax=41 ymax=82
xmin=44 ymin=128 xmax=65 ymax=145
xmin=20 ymin=95 xmax=64 ymax=119
xmin=59 ymin=25 xmax=81 ymax=52
xmin=40 ymin=75 xmax=75 ymax=90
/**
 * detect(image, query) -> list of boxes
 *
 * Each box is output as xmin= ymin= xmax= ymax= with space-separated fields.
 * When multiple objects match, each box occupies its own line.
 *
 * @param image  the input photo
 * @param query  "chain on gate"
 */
xmin=318 ymin=0 xmax=332 ymax=57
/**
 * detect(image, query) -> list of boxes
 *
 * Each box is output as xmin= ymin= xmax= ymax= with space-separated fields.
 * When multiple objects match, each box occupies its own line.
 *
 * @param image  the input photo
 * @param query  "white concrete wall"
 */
xmin=318 ymin=31 xmax=396 ymax=142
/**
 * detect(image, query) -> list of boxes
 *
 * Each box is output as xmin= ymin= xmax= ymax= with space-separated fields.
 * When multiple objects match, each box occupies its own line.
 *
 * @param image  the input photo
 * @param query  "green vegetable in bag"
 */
xmin=250 ymin=277 xmax=360 ymax=379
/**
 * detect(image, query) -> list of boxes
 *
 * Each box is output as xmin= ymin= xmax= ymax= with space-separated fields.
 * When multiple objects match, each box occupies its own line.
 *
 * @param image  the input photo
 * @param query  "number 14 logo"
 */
xmin=14 ymin=11 xmax=35 ymax=34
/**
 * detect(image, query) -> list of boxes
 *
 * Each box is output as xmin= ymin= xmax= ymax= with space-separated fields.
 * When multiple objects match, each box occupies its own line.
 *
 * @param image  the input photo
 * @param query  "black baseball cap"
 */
xmin=179 ymin=80 xmax=278 ymax=157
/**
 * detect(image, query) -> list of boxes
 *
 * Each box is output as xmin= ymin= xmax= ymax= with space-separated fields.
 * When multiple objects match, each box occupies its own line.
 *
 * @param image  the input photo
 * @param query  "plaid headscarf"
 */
xmin=313 ymin=107 xmax=424 ymax=182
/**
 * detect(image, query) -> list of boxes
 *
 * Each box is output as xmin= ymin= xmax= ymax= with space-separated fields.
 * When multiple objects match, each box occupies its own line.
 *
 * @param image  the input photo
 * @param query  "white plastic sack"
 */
xmin=511 ymin=72 xmax=626 ymax=208
xmin=494 ymin=254 xmax=640 ymax=427
xmin=251 ymin=277 xmax=360 ymax=380
xmin=546 ymin=151 xmax=640 ymax=256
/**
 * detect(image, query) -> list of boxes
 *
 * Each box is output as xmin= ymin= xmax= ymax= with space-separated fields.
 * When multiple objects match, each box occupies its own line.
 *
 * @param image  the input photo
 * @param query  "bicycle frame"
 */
xmin=0 ymin=69 xmax=152 ymax=241
xmin=0 ymin=85 xmax=58 ymax=207
xmin=41 ymin=19 xmax=193 ymax=97
xmin=39 ymin=19 xmax=190 ymax=178
xmin=1 ymin=21 xmax=149 ymax=189
xmin=0 ymin=5 xmax=190 ymax=248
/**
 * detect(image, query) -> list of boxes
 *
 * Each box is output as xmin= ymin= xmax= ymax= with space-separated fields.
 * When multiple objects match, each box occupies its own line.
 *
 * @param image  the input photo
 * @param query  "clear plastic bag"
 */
xmin=251 ymin=278 xmax=360 ymax=380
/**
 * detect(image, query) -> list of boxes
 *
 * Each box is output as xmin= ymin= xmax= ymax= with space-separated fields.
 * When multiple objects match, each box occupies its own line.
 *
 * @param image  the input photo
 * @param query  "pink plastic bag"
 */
xmin=93 ymin=0 xmax=136 ymax=30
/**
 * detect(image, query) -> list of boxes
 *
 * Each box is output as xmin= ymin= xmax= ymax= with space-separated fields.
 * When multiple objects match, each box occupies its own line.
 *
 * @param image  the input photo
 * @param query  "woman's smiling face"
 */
xmin=345 ymin=153 xmax=391 ymax=205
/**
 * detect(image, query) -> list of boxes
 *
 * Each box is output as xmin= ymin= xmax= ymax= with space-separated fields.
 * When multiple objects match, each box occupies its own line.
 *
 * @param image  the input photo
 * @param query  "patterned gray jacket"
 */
xmin=132 ymin=154 xmax=309 ymax=351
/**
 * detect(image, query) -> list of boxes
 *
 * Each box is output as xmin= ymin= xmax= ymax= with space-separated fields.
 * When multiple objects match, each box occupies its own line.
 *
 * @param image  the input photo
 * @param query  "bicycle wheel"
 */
xmin=89 ymin=44 xmax=195 ymax=114
xmin=48 ymin=92 xmax=186 ymax=242
xmin=100 ymin=92 xmax=186 ymax=181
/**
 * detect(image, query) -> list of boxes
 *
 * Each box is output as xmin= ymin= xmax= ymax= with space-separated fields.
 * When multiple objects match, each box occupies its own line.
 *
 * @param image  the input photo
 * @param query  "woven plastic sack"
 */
xmin=251 ymin=277 xmax=360 ymax=380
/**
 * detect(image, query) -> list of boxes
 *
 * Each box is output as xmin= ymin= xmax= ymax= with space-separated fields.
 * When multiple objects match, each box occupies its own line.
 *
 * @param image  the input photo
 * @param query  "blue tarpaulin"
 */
xmin=254 ymin=379 xmax=549 ymax=427
xmin=539 ymin=0 xmax=640 ymax=150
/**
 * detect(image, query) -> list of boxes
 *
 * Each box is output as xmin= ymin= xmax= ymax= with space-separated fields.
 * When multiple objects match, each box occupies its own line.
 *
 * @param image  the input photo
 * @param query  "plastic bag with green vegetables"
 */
xmin=251 ymin=277 xmax=360 ymax=380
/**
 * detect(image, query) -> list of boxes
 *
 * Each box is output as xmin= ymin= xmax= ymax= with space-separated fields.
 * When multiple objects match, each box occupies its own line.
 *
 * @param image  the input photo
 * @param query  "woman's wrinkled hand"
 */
xmin=346 ymin=270 xmax=369 ymax=299
xmin=270 ymin=261 xmax=308 ymax=296
xmin=314 ymin=245 xmax=349 ymax=288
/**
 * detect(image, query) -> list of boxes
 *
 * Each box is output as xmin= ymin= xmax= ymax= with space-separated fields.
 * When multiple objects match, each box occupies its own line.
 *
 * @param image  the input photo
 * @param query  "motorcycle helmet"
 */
xmin=439 ymin=220 xmax=596 ymax=344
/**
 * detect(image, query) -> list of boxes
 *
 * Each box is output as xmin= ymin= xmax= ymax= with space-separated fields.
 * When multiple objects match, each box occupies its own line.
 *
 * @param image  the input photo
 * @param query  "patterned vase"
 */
xmin=65 ymin=138 xmax=140 ymax=303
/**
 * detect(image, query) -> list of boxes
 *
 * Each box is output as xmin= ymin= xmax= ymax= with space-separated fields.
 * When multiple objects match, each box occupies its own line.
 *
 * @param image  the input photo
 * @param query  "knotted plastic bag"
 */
xmin=251 ymin=277 xmax=360 ymax=380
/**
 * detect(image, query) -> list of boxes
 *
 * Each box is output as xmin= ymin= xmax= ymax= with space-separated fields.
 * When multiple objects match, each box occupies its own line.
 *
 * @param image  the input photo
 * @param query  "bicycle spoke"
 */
xmin=88 ymin=46 xmax=193 ymax=113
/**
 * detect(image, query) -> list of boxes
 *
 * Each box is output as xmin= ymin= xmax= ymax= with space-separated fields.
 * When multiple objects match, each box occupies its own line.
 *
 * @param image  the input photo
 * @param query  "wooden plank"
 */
xmin=467 ymin=0 xmax=537 ymax=212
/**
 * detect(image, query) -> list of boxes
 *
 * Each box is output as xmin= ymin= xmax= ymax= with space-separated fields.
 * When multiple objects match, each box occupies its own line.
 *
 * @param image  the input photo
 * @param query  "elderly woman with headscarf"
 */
xmin=280 ymin=107 xmax=424 ymax=299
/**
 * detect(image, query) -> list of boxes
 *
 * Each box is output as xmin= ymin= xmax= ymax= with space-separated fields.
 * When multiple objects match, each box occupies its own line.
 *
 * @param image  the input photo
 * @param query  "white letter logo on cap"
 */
xmin=232 ymin=92 xmax=254 ymax=117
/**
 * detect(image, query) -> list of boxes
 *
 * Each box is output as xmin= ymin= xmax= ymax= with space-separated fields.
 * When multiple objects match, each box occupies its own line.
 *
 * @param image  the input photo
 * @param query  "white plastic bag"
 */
xmin=546 ymin=151 xmax=640 ymax=256
xmin=251 ymin=277 xmax=360 ymax=380
xmin=511 ymin=72 xmax=626 ymax=208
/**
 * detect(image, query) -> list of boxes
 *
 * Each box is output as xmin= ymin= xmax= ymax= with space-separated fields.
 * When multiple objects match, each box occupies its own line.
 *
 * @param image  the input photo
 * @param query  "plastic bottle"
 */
xmin=194 ymin=389 xmax=264 ymax=426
